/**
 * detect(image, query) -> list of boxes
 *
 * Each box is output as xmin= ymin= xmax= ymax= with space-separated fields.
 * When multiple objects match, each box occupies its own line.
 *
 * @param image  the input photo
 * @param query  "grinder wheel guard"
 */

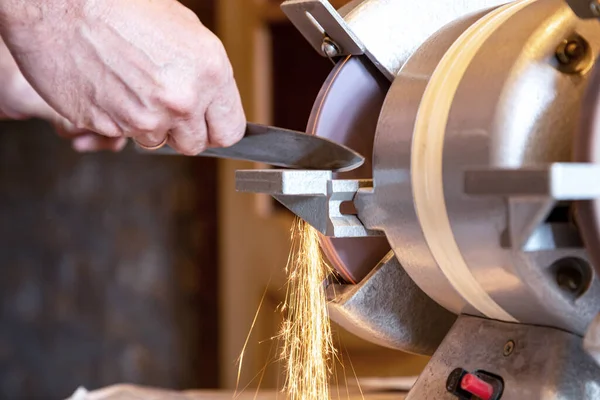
xmin=576 ymin=57 xmax=600 ymax=282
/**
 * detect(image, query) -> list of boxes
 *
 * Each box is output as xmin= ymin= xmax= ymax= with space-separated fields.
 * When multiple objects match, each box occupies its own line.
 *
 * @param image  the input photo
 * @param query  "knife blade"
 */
xmin=134 ymin=122 xmax=365 ymax=172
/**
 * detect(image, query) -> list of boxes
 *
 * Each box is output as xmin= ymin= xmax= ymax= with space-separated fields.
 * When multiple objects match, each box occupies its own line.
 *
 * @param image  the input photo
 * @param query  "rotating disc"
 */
xmin=306 ymin=55 xmax=391 ymax=283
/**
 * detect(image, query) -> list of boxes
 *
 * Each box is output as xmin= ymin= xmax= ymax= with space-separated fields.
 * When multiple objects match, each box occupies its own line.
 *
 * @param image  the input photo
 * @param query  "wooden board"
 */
xmin=185 ymin=391 xmax=406 ymax=400
xmin=70 ymin=386 xmax=407 ymax=400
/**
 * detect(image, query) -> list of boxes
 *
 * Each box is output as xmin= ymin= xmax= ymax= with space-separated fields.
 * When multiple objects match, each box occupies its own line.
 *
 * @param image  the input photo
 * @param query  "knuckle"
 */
xmin=91 ymin=121 xmax=121 ymax=138
xmin=75 ymin=113 xmax=122 ymax=138
xmin=213 ymin=137 xmax=234 ymax=148
xmin=170 ymin=132 xmax=207 ymax=156
xmin=203 ymin=60 xmax=224 ymax=85
xmin=129 ymin=113 xmax=162 ymax=134
xmin=211 ymin=132 xmax=238 ymax=148
xmin=181 ymin=7 xmax=201 ymax=24
xmin=162 ymin=88 xmax=197 ymax=116
xmin=190 ymin=139 xmax=208 ymax=155
xmin=210 ymin=123 xmax=244 ymax=148
xmin=202 ymin=39 xmax=232 ymax=86
xmin=180 ymin=142 xmax=206 ymax=156
xmin=165 ymin=90 xmax=198 ymax=116
xmin=73 ymin=119 xmax=90 ymax=133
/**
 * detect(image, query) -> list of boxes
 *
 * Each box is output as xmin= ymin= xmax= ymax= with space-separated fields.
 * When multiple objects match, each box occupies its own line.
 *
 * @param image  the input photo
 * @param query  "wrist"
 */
xmin=0 ymin=1 xmax=42 ymax=33
xmin=0 ymin=0 xmax=95 ymax=39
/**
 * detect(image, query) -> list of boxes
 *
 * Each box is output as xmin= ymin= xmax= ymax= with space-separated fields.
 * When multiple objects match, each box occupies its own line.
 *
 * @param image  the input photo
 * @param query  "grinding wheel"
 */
xmin=306 ymin=55 xmax=391 ymax=283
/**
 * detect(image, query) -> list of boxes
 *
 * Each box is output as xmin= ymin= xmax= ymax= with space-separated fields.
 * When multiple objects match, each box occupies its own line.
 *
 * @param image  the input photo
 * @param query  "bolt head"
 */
xmin=554 ymin=35 xmax=593 ymax=75
xmin=556 ymin=39 xmax=585 ymax=64
xmin=503 ymin=340 xmax=515 ymax=356
xmin=321 ymin=38 xmax=340 ymax=58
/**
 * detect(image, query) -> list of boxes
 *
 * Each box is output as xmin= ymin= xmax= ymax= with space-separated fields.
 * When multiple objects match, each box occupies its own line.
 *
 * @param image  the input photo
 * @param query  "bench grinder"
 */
xmin=236 ymin=0 xmax=600 ymax=398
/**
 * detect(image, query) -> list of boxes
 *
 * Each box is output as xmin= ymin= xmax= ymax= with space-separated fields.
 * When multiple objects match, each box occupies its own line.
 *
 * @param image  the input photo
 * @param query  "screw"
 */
xmin=321 ymin=37 xmax=340 ymax=58
xmin=555 ymin=35 xmax=592 ymax=74
xmin=553 ymin=258 xmax=590 ymax=297
xmin=503 ymin=340 xmax=515 ymax=357
xmin=591 ymin=0 xmax=600 ymax=17
xmin=556 ymin=39 xmax=586 ymax=65
xmin=557 ymin=269 xmax=581 ymax=292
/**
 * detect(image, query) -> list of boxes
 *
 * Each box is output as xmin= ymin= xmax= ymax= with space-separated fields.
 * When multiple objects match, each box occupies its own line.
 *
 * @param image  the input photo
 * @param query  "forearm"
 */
xmin=0 ymin=1 xmax=45 ymax=35
xmin=0 ymin=32 xmax=58 ymax=120
xmin=0 ymin=0 xmax=94 ymax=120
xmin=0 ymin=1 xmax=79 ymax=28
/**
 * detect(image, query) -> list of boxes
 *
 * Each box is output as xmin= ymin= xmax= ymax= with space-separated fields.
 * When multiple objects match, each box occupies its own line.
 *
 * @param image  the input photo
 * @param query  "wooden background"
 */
xmin=0 ymin=1 xmax=220 ymax=398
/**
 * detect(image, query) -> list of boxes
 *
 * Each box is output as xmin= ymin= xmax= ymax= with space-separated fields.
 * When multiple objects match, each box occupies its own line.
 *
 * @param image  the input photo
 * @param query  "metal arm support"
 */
xmin=280 ymin=0 xmax=365 ymax=57
xmin=464 ymin=163 xmax=600 ymax=249
xmin=235 ymin=169 xmax=383 ymax=237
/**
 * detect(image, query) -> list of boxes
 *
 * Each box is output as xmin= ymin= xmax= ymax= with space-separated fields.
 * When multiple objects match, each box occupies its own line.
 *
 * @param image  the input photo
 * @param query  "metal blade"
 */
xmin=135 ymin=122 xmax=365 ymax=172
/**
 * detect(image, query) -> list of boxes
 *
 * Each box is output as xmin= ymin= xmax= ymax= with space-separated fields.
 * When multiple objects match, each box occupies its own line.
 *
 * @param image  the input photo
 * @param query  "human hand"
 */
xmin=0 ymin=0 xmax=246 ymax=155
xmin=0 ymin=36 xmax=126 ymax=152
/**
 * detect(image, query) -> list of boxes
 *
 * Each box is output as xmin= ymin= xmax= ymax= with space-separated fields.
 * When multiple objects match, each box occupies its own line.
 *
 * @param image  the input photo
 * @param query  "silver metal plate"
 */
xmin=280 ymin=0 xmax=365 ymax=56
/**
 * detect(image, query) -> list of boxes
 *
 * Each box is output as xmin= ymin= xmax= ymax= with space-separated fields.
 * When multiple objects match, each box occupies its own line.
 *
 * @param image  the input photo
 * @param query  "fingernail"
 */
xmin=72 ymin=135 xmax=97 ymax=152
xmin=112 ymin=138 xmax=128 ymax=152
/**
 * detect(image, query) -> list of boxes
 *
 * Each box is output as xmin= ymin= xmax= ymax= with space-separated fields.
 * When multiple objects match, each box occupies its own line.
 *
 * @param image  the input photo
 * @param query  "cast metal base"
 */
xmin=408 ymin=315 xmax=600 ymax=399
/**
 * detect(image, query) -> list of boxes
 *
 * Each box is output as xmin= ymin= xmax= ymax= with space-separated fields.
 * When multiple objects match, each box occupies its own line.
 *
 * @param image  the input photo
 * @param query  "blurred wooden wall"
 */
xmin=0 ymin=1 xmax=220 ymax=398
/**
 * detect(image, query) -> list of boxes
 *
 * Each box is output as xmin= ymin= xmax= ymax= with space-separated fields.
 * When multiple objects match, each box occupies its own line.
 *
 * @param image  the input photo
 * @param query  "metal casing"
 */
xmin=370 ymin=0 xmax=600 ymax=334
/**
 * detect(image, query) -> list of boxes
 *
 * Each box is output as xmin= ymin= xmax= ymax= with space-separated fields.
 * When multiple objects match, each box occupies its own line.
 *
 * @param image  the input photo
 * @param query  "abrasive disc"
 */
xmin=306 ymin=55 xmax=391 ymax=283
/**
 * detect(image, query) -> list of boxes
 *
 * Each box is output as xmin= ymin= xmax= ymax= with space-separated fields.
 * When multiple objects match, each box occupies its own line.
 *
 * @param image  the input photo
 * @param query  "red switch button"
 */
xmin=460 ymin=373 xmax=494 ymax=400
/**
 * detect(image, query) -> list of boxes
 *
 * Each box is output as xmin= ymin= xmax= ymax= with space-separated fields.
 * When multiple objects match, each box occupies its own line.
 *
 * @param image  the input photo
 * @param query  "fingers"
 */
xmin=119 ymin=111 xmax=170 ymax=148
xmin=53 ymin=117 xmax=88 ymax=139
xmin=52 ymin=115 xmax=127 ymax=153
xmin=53 ymin=87 xmax=242 ymax=156
xmin=167 ymin=116 xmax=208 ymax=155
xmin=71 ymin=133 xmax=128 ymax=153
xmin=132 ymin=131 xmax=169 ymax=149
xmin=154 ymin=80 xmax=245 ymax=155
xmin=160 ymin=78 xmax=242 ymax=155
xmin=205 ymin=70 xmax=246 ymax=148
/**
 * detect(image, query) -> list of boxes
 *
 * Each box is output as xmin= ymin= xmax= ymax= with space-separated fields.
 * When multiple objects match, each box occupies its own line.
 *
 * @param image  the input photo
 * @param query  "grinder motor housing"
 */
xmin=236 ymin=0 xmax=600 ymax=398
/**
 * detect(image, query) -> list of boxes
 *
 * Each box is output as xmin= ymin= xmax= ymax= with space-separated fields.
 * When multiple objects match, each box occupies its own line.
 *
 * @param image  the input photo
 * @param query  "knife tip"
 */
xmin=330 ymin=157 xmax=365 ymax=173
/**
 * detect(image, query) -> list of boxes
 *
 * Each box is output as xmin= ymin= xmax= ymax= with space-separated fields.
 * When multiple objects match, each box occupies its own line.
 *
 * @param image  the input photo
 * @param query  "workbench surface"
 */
xmin=70 ymin=386 xmax=407 ymax=399
xmin=184 ymin=391 xmax=406 ymax=399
